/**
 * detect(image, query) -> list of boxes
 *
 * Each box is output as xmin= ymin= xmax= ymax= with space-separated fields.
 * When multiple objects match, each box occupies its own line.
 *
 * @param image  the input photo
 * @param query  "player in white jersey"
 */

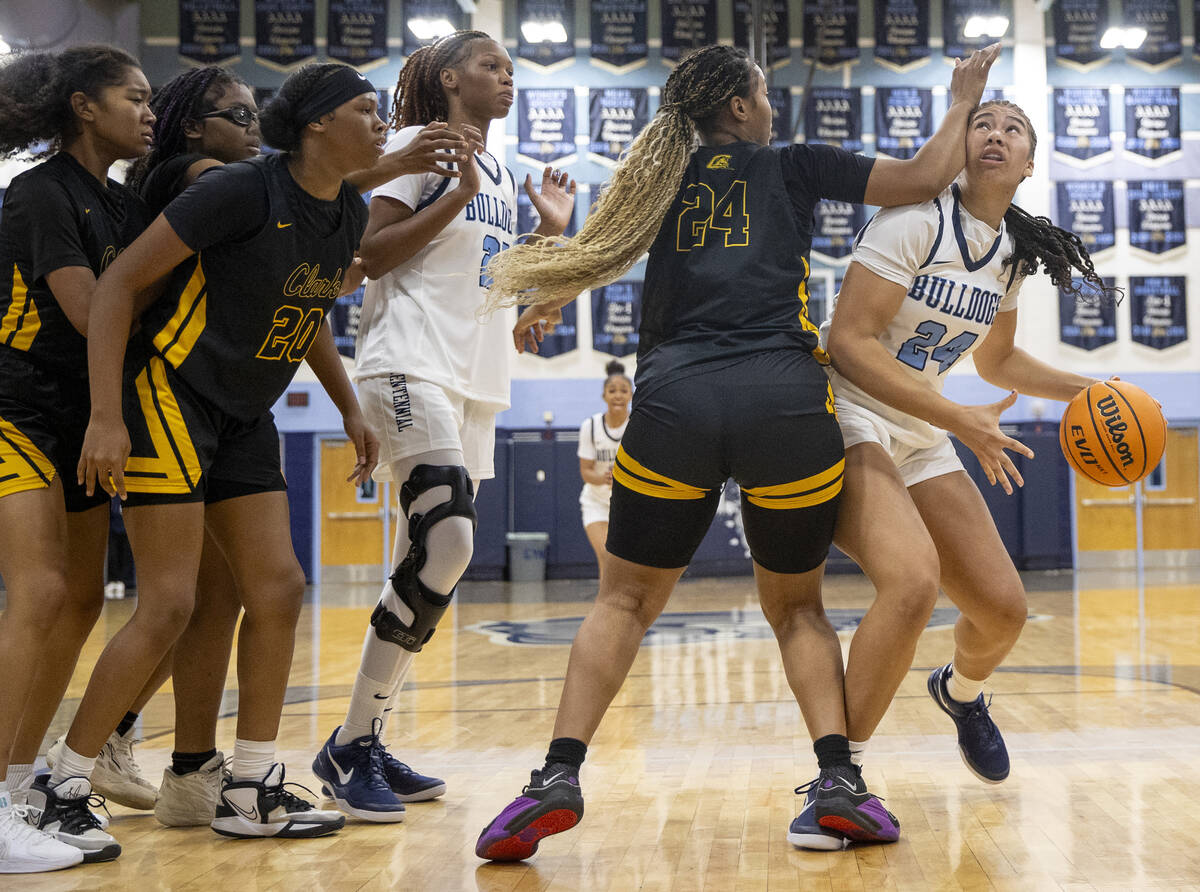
xmin=577 ymin=361 xmax=632 ymax=577
xmin=312 ymin=31 xmax=576 ymax=822
xmin=822 ymin=101 xmax=1119 ymax=799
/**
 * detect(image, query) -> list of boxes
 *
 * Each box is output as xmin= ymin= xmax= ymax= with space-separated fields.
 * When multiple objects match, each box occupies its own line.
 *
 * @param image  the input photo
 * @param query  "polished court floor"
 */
xmin=7 ymin=567 xmax=1200 ymax=891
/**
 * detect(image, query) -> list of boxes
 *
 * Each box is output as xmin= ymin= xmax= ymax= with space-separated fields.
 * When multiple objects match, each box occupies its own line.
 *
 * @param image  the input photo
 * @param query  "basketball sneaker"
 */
xmin=23 ymin=776 xmax=120 ymax=863
xmin=927 ymin=664 xmax=1010 ymax=783
xmin=475 ymin=763 xmax=584 ymax=861
xmin=211 ymin=763 xmax=344 ymax=838
xmin=377 ymin=746 xmax=445 ymax=802
xmin=802 ymin=765 xmax=899 ymax=844
xmin=312 ymin=727 xmax=407 ymax=822
xmin=48 ymin=730 xmax=157 ymax=810
xmin=787 ymin=785 xmax=846 ymax=851
xmin=0 ymin=791 xmax=85 ymax=874
xmin=155 ymin=752 xmax=226 ymax=827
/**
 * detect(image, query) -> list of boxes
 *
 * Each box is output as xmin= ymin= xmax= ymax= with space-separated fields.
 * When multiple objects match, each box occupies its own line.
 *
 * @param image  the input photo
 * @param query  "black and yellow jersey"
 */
xmin=635 ymin=141 xmax=873 ymax=399
xmin=137 ymin=152 xmax=367 ymax=421
xmin=0 ymin=153 xmax=151 ymax=379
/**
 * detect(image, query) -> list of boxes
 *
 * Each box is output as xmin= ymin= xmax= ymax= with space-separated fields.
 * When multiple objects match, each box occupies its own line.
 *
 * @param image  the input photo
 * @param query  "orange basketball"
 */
xmin=1059 ymin=380 xmax=1166 ymax=486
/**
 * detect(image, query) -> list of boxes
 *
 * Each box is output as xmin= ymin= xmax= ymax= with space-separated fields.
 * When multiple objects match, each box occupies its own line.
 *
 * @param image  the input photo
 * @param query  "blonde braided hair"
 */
xmin=481 ymin=45 xmax=755 ymax=313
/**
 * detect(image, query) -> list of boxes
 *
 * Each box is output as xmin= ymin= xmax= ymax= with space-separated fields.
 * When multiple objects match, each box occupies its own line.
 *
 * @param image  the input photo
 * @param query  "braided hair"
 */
xmin=0 ymin=44 xmax=140 ymax=157
xmin=971 ymin=101 xmax=1121 ymax=303
xmin=127 ymin=66 xmax=244 ymax=191
xmin=390 ymin=30 xmax=491 ymax=129
xmin=481 ymin=45 xmax=755 ymax=312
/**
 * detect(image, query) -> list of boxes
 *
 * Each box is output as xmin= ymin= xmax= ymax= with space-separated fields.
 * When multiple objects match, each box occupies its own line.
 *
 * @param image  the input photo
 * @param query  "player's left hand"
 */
xmin=513 ymin=303 xmax=563 ymax=354
xmin=342 ymin=409 xmax=379 ymax=484
xmin=525 ymin=167 xmax=577 ymax=236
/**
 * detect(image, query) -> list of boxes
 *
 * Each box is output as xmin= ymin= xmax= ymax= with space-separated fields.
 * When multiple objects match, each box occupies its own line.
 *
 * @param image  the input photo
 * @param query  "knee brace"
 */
xmin=371 ymin=465 xmax=477 ymax=653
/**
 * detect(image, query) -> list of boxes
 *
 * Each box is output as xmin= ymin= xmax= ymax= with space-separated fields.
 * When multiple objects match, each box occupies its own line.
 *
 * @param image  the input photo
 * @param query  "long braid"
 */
xmin=1004 ymin=204 xmax=1121 ymax=302
xmin=392 ymin=30 xmax=490 ymax=129
xmin=481 ymin=45 xmax=755 ymax=313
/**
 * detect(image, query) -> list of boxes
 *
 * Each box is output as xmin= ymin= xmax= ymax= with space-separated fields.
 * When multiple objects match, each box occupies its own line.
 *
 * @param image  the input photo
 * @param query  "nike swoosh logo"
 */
xmin=334 ymin=760 xmax=354 ymax=785
xmin=277 ymin=221 xmax=293 ymax=229
xmin=542 ymin=772 xmax=566 ymax=785
xmin=373 ymin=693 xmax=389 ymax=700
xmin=225 ymin=797 xmax=259 ymax=822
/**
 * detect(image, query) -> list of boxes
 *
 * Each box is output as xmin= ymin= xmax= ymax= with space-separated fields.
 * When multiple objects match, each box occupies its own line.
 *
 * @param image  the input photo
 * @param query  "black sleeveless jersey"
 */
xmin=139 ymin=153 xmax=367 ymax=421
xmin=0 ymin=153 xmax=151 ymax=379
xmin=636 ymin=141 xmax=873 ymax=397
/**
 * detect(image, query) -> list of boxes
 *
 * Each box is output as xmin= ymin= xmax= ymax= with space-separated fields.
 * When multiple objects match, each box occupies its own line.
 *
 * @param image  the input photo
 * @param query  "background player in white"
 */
xmin=577 ymin=361 xmax=632 ymax=578
xmin=312 ymin=30 xmax=576 ymax=822
xmin=820 ymin=101 xmax=1117 ymax=821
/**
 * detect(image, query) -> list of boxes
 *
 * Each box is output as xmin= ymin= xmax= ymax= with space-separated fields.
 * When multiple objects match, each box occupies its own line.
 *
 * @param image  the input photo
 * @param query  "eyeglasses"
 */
xmin=196 ymin=106 xmax=259 ymax=128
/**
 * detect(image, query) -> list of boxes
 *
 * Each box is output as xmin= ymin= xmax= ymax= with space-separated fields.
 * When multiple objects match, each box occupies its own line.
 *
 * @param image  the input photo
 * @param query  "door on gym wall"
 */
xmin=319 ymin=437 xmax=390 ymax=581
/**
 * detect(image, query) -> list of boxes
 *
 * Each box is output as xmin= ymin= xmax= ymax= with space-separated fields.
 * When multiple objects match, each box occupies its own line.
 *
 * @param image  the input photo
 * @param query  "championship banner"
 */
xmin=592 ymin=281 xmax=642 ymax=356
xmin=516 ymin=88 xmax=577 ymax=167
xmin=518 ymin=0 xmax=575 ymax=70
xmin=1059 ymin=276 xmax=1117 ymax=351
xmin=1130 ymin=276 xmax=1188 ymax=349
xmin=588 ymin=88 xmax=648 ymax=165
xmin=812 ymin=200 xmax=866 ymax=262
xmin=523 ymin=299 xmax=577 ymax=358
xmin=402 ymin=0 xmax=467 ymax=56
xmin=1052 ymin=87 xmax=1112 ymax=164
xmin=589 ymin=0 xmax=648 ymax=73
xmin=329 ymin=289 xmax=363 ymax=359
xmin=516 ymin=188 xmax=578 ymax=239
xmin=874 ymin=0 xmax=931 ymax=71
xmin=660 ymin=0 xmax=717 ymax=64
xmin=1052 ymin=0 xmax=1108 ymax=69
xmin=804 ymin=87 xmax=863 ymax=152
xmin=1054 ymin=181 xmax=1116 ymax=255
xmin=179 ymin=0 xmax=241 ymax=66
xmin=733 ymin=0 xmax=790 ymax=68
xmin=254 ymin=0 xmax=316 ymax=72
xmin=1125 ymin=0 xmax=1182 ymax=69
xmin=874 ymin=87 xmax=931 ymax=161
xmin=943 ymin=0 xmax=1001 ymax=61
xmin=328 ymin=0 xmax=388 ymax=70
xmin=1128 ymin=180 xmax=1186 ymax=256
xmin=1124 ymin=87 xmax=1181 ymax=162
xmin=769 ymin=88 xmax=792 ymax=147
xmin=802 ymin=1 xmax=860 ymax=68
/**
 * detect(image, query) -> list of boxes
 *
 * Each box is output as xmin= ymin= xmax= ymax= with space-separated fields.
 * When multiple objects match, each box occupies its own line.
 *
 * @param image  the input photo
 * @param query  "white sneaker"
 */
xmin=23 ymin=776 xmax=120 ymax=863
xmin=155 ymin=752 xmax=226 ymax=827
xmin=48 ymin=731 xmax=158 ymax=810
xmin=0 ymin=795 xmax=84 ymax=874
xmin=211 ymin=764 xmax=344 ymax=839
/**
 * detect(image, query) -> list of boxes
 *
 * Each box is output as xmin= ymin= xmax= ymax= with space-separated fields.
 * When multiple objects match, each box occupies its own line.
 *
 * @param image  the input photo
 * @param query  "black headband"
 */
xmin=294 ymin=67 xmax=377 ymax=125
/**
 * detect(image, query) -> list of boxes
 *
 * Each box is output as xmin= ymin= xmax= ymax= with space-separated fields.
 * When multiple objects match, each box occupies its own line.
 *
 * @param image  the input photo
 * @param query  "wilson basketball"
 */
xmin=1059 ymin=380 xmax=1166 ymax=486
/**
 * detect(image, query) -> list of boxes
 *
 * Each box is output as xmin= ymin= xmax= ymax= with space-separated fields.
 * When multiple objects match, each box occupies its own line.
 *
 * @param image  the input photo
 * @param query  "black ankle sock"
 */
xmin=115 ymin=711 xmax=138 ymax=738
xmin=172 ymin=749 xmax=218 ymax=775
xmin=544 ymin=737 xmax=587 ymax=771
xmin=813 ymin=734 xmax=852 ymax=769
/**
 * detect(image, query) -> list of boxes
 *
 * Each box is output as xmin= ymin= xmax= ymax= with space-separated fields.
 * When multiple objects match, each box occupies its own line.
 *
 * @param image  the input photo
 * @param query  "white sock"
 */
xmin=849 ymin=739 xmax=869 ymax=768
xmin=49 ymin=744 xmax=96 ymax=786
xmin=376 ymin=657 xmax=415 ymax=742
xmin=231 ymin=739 xmax=276 ymax=782
xmin=947 ymin=663 xmax=986 ymax=704
xmin=337 ymin=668 xmax=397 ymax=745
xmin=5 ymin=763 xmax=33 ymax=793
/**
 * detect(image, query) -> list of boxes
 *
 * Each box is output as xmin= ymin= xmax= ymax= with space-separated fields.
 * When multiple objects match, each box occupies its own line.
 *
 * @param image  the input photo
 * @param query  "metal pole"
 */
xmin=750 ymin=0 xmax=767 ymax=68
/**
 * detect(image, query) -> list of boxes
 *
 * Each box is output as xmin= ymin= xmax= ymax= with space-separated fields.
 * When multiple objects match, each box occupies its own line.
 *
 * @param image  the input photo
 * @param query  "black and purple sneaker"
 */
xmin=807 ymin=765 xmax=899 ymax=844
xmin=475 ymin=764 xmax=583 ymax=861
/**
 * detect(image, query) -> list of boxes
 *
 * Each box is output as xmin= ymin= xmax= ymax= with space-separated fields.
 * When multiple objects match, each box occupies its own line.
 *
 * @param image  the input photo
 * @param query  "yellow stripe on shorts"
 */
xmin=612 ymin=445 xmax=710 ymax=501
xmin=123 ymin=357 xmax=203 ymax=493
xmin=0 ymin=415 xmax=56 ymax=498
xmin=741 ymin=457 xmax=844 ymax=510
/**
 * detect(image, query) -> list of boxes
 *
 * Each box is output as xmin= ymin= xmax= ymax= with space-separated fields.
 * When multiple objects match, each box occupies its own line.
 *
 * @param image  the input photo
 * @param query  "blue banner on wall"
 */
xmin=179 ymin=0 xmax=241 ymax=66
xmin=1059 ymin=277 xmax=1117 ymax=351
xmin=733 ymin=0 xmax=790 ymax=67
xmin=1128 ymin=180 xmax=1186 ymax=255
xmin=588 ymin=88 xmax=648 ymax=165
xmin=1053 ymin=0 xmax=1109 ymax=69
xmin=517 ymin=88 xmax=577 ymax=166
xmin=328 ymin=0 xmax=388 ymax=69
xmin=1053 ymin=87 xmax=1112 ymax=164
xmin=812 ymin=201 xmax=866 ymax=261
xmin=592 ymin=282 xmax=641 ymax=356
xmin=804 ymin=87 xmax=863 ymax=152
xmin=874 ymin=87 xmax=931 ymax=160
xmin=1124 ymin=87 xmax=1181 ymax=161
xmin=802 ymin=1 xmax=860 ymax=67
xmin=1126 ymin=0 xmax=1182 ymax=69
xmin=402 ymin=0 xmax=467 ymax=57
xmin=1055 ymin=181 xmax=1116 ymax=255
xmin=1130 ymin=276 xmax=1188 ymax=349
xmin=518 ymin=0 xmax=575 ymax=69
xmin=943 ymin=0 xmax=1001 ymax=60
xmin=660 ymin=0 xmax=717 ymax=63
xmin=590 ymin=0 xmax=648 ymax=72
xmin=769 ymin=88 xmax=792 ymax=147
xmin=254 ymin=0 xmax=316 ymax=71
xmin=523 ymin=299 xmax=577 ymax=358
xmin=330 ymin=288 xmax=363 ymax=358
xmin=874 ymin=0 xmax=931 ymax=71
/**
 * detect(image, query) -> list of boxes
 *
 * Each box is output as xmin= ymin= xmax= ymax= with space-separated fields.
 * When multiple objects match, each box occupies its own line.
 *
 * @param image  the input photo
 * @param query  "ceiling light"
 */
xmin=1099 ymin=26 xmax=1147 ymax=49
xmin=963 ymin=15 xmax=1009 ymax=39
xmin=407 ymin=17 xmax=456 ymax=41
xmin=521 ymin=21 xmax=569 ymax=44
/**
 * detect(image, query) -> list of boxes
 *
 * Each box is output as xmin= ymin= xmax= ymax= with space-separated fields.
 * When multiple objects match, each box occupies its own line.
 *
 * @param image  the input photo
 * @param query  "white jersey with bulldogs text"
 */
xmin=821 ymin=182 xmax=1024 ymax=448
xmin=355 ymin=126 xmax=516 ymax=408
xmin=577 ymin=412 xmax=627 ymax=505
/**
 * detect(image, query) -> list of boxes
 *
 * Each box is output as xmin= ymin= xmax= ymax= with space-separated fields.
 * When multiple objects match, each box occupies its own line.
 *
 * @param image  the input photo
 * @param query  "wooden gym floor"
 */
xmin=6 ymin=567 xmax=1200 ymax=891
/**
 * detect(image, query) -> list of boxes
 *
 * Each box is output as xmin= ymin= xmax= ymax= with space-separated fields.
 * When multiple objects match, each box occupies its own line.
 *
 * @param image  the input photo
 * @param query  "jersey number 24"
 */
xmin=676 ymin=181 xmax=750 ymax=251
xmin=896 ymin=320 xmax=978 ymax=375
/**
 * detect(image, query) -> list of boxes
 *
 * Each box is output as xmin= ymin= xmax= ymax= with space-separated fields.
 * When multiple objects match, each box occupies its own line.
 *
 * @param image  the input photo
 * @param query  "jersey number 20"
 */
xmin=896 ymin=320 xmax=978 ymax=375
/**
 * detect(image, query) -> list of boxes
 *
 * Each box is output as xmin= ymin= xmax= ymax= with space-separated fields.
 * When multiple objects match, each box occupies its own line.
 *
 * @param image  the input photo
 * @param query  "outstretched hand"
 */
xmin=525 ymin=167 xmax=577 ymax=236
xmin=951 ymin=390 xmax=1035 ymax=496
xmin=949 ymin=42 xmax=1001 ymax=109
xmin=513 ymin=303 xmax=563 ymax=354
xmin=389 ymin=122 xmax=475 ymax=178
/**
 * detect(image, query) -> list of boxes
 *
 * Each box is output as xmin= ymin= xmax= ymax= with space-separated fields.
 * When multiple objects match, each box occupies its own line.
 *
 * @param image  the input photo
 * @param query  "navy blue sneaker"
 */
xmin=377 ymin=746 xmax=445 ymax=802
xmin=927 ymin=664 xmax=1010 ymax=783
xmin=312 ymin=727 xmax=407 ymax=822
xmin=787 ymin=785 xmax=846 ymax=851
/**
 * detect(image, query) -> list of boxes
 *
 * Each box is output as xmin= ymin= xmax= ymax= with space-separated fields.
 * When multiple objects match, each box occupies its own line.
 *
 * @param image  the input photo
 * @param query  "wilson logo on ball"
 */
xmin=1059 ymin=380 xmax=1166 ymax=487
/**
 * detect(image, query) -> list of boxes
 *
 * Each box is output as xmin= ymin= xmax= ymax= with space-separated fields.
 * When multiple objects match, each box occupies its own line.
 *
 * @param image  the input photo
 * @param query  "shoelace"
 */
xmin=110 ymin=735 xmax=146 ymax=776
xmin=962 ymin=693 xmax=999 ymax=741
xmin=7 ymin=804 xmax=58 ymax=844
xmin=793 ymin=769 xmax=888 ymax=802
xmin=55 ymin=791 xmax=110 ymax=835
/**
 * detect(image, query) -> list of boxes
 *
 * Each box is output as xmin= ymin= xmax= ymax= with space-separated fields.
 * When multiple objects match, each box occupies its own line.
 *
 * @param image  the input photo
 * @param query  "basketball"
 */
xmin=1059 ymin=380 xmax=1167 ymax=486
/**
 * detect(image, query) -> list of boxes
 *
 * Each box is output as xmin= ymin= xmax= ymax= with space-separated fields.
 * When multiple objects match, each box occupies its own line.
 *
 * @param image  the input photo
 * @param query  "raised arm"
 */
xmin=344 ymin=122 xmax=474 ymax=194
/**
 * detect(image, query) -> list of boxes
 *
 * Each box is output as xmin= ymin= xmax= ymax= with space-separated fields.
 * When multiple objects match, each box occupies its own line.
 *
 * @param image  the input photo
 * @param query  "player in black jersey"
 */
xmin=0 ymin=45 xmax=158 ymax=870
xmin=53 ymin=63 xmax=387 ymax=849
xmin=476 ymin=43 xmax=1000 ymax=859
